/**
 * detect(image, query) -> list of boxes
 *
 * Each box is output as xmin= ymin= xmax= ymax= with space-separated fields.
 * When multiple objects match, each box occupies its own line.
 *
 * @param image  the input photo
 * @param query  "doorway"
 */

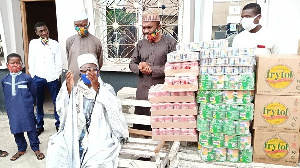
xmin=20 ymin=0 xmax=58 ymax=113
xmin=21 ymin=0 xmax=57 ymax=73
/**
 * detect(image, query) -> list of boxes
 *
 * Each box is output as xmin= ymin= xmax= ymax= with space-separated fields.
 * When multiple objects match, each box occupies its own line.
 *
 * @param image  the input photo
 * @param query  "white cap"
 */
xmin=73 ymin=9 xmax=88 ymax=21
xmin=77 ymin=53 xmax=98 ymax=69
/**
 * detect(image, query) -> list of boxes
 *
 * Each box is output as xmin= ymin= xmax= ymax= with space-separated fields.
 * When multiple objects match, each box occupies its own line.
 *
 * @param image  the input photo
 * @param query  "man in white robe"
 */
xmin=46 ymin=54 xmax=128 ymax=168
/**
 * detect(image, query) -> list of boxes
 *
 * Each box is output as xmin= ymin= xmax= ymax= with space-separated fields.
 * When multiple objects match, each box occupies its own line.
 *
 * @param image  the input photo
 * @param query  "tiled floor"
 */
xmin=0 ymin=114 xmax=56 ymax=168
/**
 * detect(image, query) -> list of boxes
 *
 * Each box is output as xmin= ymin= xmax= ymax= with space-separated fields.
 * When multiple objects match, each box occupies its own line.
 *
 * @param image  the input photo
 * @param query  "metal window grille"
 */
xmin=93 ymin=0 xmax=183 ymax=64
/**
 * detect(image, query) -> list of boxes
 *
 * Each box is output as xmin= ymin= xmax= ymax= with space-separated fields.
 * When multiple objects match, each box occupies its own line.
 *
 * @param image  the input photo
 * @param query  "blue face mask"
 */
xmin=81 ymin=73 xmax=100 ymax=85
xmin=81 ymin=74 xmax=91 ymax=84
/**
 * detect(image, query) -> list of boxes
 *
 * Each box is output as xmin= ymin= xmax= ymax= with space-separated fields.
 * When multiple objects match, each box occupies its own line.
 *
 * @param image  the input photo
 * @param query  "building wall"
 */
xmin=101 ymin=71 xmax=138 ymax=93
xmin=0 ymin=0 xmax=24 ymax=58
xmin=0 ymin=69 xmax=9 ymax=112
xmin=266 ymin=0 xmax=300 ymax=54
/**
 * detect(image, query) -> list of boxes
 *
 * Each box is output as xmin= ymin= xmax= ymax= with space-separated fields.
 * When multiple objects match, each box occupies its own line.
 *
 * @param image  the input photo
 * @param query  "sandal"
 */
xmin=35 ymin=151 xmax=45 ymax=160
xmin=0 ymin=150 xmax=8 ymax=157
xmin=10 ymin=151 xmax=25 ymax=161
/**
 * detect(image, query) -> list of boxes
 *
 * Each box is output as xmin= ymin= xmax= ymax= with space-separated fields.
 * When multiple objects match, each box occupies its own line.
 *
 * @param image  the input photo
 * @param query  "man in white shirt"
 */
xmin=28 ymin=22 xmax=62 ymax=135
xmin=232 ymin=3 xmax=279 ymax=55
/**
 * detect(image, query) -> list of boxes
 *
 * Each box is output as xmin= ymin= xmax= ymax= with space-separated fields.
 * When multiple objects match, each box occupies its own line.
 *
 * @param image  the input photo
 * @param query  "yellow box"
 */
xmin=253 ymin=130 xmax=299 ymax=166
xmin=256 ymin=55 xmax=300 ymax=95
xmin=254 ymin=95 xmax=300 ymax=132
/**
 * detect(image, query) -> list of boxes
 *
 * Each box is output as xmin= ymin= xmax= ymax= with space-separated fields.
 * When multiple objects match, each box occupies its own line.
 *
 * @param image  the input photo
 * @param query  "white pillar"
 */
xmin=193 ymin=0 xmax=201 ymax=42
xmin=199 ymin=0 xmax=213 ymax=41
xmin=6 ymin=0 xmax=16 ymax=52
xmin=1 ymin=0 xmax=23 ymax=60
xmin=182 ymin=0 xmax=195 ymax=43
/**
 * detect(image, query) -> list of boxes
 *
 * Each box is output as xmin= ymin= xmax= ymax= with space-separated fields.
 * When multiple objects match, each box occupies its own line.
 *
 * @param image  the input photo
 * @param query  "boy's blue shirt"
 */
xmin=1 ymin=72 xmax=37 ymax=134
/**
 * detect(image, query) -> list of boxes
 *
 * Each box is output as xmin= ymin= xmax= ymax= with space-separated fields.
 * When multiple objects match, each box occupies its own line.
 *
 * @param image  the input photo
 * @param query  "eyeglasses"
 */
xmin=80 ymin=67 xmax=98 ymax=73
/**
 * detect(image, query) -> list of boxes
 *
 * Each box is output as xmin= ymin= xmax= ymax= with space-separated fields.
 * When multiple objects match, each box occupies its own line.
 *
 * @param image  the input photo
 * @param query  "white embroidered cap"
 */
xmin=73 ymin=9 xmax=88 ymax=21
xmin=142 ymin=9 xmax=160 ymax=22
xmin=77 ymin=53 xmax=98 ymax=69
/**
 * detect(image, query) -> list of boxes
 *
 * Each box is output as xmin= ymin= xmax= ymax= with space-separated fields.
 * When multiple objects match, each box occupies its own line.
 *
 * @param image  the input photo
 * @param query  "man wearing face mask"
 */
xmin=46 ymin=54 xmax=128 ymax=167
xmin=28 ymin=22 xmax=62 ymax=135
xmin=66 ymin=10 xmax=103 ymax=84
xmin=232 ymin=3 xmax=279 ymax=55
xmin=129 ymin=9 xmax=177 ymax=131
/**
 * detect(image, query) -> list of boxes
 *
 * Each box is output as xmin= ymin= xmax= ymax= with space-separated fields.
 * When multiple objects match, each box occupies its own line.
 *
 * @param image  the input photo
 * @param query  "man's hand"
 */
xmin=138 ymin=62 xmax=152 ymax=74
xmin=87 ymin=70 xmax=100 ymax=92
xmin=66 ymin=70 xmax=74 ymax=95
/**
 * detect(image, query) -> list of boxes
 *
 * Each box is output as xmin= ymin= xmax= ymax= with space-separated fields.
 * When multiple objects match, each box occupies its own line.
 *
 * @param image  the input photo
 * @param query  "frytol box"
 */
xmin=253 ymin=130 xmax=299 ymax=166
xmin=253 ymin=95 xmax=300 ymax=132
xmin=256 ymin=55 xmax=300 ymax=95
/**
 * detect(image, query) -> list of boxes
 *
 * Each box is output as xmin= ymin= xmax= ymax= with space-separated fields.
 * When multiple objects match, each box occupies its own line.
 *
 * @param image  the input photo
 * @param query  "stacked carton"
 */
xmin=253 ymin=55 xmax=300 ymax=166
xmin=149 ymin=46 xmax=200 ymax=142
xmin=149 ymin=85 xmax=198 ymax=141
xmin=196 ymin=45 xmax=256 ymax=163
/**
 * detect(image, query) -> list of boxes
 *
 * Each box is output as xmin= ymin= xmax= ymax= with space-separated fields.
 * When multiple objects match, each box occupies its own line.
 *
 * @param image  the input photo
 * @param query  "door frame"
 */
xmin=20 ymin=0 xmax=55 ymax=74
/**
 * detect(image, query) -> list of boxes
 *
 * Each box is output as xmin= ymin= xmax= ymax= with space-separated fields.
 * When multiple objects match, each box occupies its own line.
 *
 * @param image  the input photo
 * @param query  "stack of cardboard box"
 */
xmin=149 ymin=85 xmax=198 ymax=141
xmin=197 ymin=47 xmax=256 ymax=163
xmin=149 ymin=59 xmax=199 ymax=142
xmin=253 ymin=55 xmax=300 ymax=166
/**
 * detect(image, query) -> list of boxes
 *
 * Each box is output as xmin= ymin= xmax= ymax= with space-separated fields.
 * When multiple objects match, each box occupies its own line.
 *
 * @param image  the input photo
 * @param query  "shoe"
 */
xmin=56 ymin=127 xmax=59 ymax=132
xmin=0 ymin=150 xmax=8 ymax=157
xmin=37 ymin=127 xmax=44 ymax=136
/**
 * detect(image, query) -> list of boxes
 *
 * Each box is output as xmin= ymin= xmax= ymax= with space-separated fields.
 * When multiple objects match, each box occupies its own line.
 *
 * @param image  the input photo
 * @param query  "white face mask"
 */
xmin=241 ymin=14 xmax=260 ymax=31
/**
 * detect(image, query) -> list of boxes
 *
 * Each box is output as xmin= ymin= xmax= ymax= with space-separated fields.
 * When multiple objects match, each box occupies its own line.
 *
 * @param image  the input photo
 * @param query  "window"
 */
xmin=93 ymin=0 xmax=183 ymax=69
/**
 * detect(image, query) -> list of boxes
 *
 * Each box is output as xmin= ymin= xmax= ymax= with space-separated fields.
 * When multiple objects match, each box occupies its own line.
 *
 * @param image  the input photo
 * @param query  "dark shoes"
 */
xmin=56 ymin=127 xmax=59 ymax=132
xmin=35 ymin=151 xmax=45 ymax=160
xmin=37 ymin=127 xmax=44 ymax=136
xmin=0 ymin=150 xmax=8 ymax=157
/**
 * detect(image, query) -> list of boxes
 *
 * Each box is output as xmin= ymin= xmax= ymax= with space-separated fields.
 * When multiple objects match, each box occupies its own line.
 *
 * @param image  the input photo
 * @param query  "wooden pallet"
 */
xmin=169 ymin=146 xmax=299 ymax=168
xmin=118 ymin=87 xmax=180 ymax=168
xmin=118 ymin=137 xmax=174 ymax=168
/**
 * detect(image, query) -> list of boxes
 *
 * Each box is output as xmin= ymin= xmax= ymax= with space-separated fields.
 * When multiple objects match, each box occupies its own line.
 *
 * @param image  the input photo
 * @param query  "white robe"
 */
xmin=46 ymin=78 xmax=129 ymax=168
